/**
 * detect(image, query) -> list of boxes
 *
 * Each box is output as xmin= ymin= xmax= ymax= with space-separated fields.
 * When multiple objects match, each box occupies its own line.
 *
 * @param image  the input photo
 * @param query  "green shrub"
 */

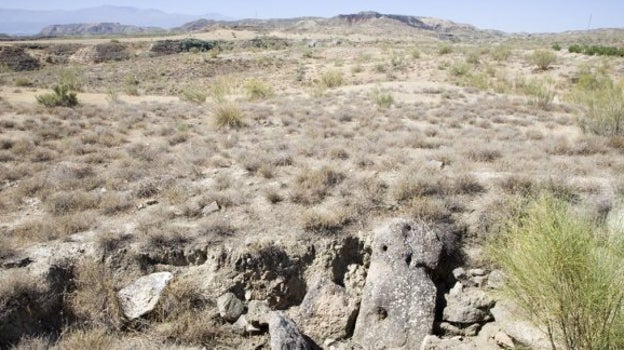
xmin=531 ymin=49 xmax=557 ymax=70
xmin=36 ymin=84 xmax=78 ymax=107
xmin=552 ymin=43 xmax=562 ymax=51
xmin=181 ymin=86 xmax=207 ymax=104
xmin=491 ymin=45 xmax=512 ymax=62
xmin=320 ymin=70 xmax=343 ymax=89
xmin=488 ymin=193 xmax=624 ymax=350
xmin=570 ymin=69 xmax=624 ymax=136
xmin=372 ymin=88 xmax=393 ymax=109
xmin=524 ymin=78 xmax=556 ymax=109
xmin=438 ymin=44 xmax=453 ymax=55
xmin=450 ymin=62 xmax=471 ymax=77
xmin=244 ymin=79 xmax=274 ymax=100
xmin=15 ymin=78 xmax=34 ymax=87
xmin=568 ymin=44 xmax=624 ymax=57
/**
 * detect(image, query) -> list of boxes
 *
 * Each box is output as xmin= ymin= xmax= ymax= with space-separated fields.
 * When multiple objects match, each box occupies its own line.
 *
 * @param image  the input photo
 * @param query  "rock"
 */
xmin=487 ymin=270 xmax=505 ymax=289
xmin=453 ymin=267 xmax=467 ymax=280
xmin=343 ymin=263 xmax=367 ymax=296
xmin=490 ymin=300 xmax=551 ymax=350
xmin=469 ymin=268 xmax=486 ymax=277
xmin=443 ymin=283 xmax=495 ymax=324
xmin=438 ymin=322 xmax=481 ymax=337
xmin=118 ymin=272 xmax=173 ymax=320
xmin=202 ymin=201 xmax=220 ymax=216
xmin=217 ymin=292 xmax=245 ymax=323
xmin=494 ymin=331 xmax=515 ymax=349
xmin=298 ymin=280 xmax=360 ymax=342
xmin=353 ymin=219 xmax=444 ymax=349
xmin=269 ymin=311 xmax=320 ymax=350
xmin=247 ymin=299 xmax=271 ymax=328
xmin=232 ymin=315 xmax=262 ymax=336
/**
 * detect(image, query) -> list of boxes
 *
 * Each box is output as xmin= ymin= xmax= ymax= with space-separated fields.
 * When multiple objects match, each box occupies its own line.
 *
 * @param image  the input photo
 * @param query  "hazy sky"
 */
xmin=6 ymin=0 xmax=624 ymax=33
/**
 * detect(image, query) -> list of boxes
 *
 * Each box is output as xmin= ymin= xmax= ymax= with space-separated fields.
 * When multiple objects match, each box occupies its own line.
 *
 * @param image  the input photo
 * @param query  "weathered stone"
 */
xmin=495 ymin=331 xmax=515 ymax=349
xmin=269 ymin=311 xmax=320 ymax=350
xmin=490 ymin=300 xmax=551 ymax=350
xmin=232 ymin=315 xmax=262 ymax=336
xmin=453 ymin=267 xmax=467 ymax=281
xmin=247 ymin=300 xmax=271 ymax=328
xmin=353 ymin=219 xmax=444 ymax=349
xmin=202 ymin=201 xmax=221 ymax=216
xmin=217 ymin=292 xmax=245 ymax=323
xmin=487 ymin=270 xmax=506 ymax=289
xmin=298 ymin=280 xmax=359 ymax=342
xmin=118 ymin=272 xmax=173 ymax=320
xmin=443 ymin=283 xmax=495 ymax=324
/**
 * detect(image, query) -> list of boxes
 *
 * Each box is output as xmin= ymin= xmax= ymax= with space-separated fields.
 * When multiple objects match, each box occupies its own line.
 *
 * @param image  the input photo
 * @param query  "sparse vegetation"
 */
xmin=488 ymin=193 xmax=624 ymax=350
xmin=36 ymin=84 xmax=78 ymax=107
xmin=531 ymin=49 xmax=557 ymax=70
xmin=319 ymin=69 xmax=344 ymax=88
xmin=244 ymin=79 xmax=274 ymax=100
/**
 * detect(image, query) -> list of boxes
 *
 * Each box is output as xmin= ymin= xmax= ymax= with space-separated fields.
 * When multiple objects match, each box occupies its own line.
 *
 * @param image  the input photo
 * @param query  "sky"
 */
xmin=5 ymin=0 xmax=624 ymax=33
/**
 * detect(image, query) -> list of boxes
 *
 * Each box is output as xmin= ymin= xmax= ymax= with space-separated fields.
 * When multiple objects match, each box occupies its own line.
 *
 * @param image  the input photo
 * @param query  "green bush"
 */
xmin=570 ymin=69 xmax=624 ymax=136
xmin=320 ymin=70 xmax=343 ymax=89
xmin=438 ymin=44 xmax=453 ymax=55
xmin=524 ymin=78 xmax=556 ymax=109
xmin=36 ymin=84 xmax=78 ymax=108
xmin=531 ymin=49 xmax=557 ymax=70
xmin=244 ymin=79 xmax=274 ymax=100
xmin=371 ymin=88 xmax=393 ymax=109
xmin=488 ymin=193 xmax=624 ymax=350
xmin=181 ymin=87 xmax=207 ymax=104
xmin=568 ymin=44 xmax=624 ymax=57
xmin=491 ymin=45 xmax=512 ymax=62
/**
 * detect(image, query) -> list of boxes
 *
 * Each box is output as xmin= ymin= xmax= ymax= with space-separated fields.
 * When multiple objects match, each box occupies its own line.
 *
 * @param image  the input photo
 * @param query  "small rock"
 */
xmin=217 ymin=292 xmax=245 ymax=323
xmin=443 ymin=284 xmax=495 ymax=324
xmin=453 ymin=267 xmax=467 ymax=281
xmin=202 ymin=201 xmax=220 ymax=216
xmin=232 ymin=315 xmax=262 ymax=336
xmin=487 ymin=270 xmax=506 ymax=289
xmin=469 ymin=268 xmax=486 ymax=277
xmin=494 ymin=331 xmax=515 ymax=349
xmin=247 ymin=300 xmax=271 ymax=328
xmin=464 ymin=323 xmax=481 ymax=337
xmin=118 ymin=272 xmax=173 ymax=320
xmin=269 ymin=311 xmax=320 ymax=350
xmin=473 ymin=276 xmax=488 ymax=288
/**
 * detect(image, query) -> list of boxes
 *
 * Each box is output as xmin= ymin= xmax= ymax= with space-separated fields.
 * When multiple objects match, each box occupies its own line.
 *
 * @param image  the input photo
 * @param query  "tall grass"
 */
xmin=488 ymin=193 xmax=624 ymax=350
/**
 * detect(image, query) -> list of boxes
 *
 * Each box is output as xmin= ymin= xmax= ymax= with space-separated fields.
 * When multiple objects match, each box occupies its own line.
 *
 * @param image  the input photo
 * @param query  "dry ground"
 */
xmin=1 ymin=28 xmax=624 ymax=348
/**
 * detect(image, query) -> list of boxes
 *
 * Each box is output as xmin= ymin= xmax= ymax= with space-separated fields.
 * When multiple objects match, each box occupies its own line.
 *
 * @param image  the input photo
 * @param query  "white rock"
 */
xmin=118 ymin=272 xmax=173 ymax=320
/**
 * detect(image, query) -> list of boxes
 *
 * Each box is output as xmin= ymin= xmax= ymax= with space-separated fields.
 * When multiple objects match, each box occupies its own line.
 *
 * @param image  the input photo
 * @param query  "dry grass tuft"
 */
xmin=213 ymin=103 xmax=244 ymax=129
xmin=290 ymin=166 xmax=345 ymax=205
xmin=66 ymin=259 xmax=125 ymax=330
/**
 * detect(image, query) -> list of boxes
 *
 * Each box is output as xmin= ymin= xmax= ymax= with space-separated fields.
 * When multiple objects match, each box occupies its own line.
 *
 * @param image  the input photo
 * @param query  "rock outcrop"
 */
xmin=353 ymin=219 xmax=444 ymax=349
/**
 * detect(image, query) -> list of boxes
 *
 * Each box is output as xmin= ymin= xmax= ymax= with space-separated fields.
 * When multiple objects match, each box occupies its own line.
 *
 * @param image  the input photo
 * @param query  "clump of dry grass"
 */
xmin=150 ymin=277 xmax=220 ymax=346
xmin=290 ymin=166 xmax=345 ymax=205
xmin=301 ymin=205 xmax=353 ymax=234
xmin=46 ymin=191 xmax=99 ymax=216
xmin=213 ymin=103 xmax=244 ymax=129
xmin=53 ymin=328 xmax=117 ymax=350
xmin=67 ymin=259 xmax=125 ymax=331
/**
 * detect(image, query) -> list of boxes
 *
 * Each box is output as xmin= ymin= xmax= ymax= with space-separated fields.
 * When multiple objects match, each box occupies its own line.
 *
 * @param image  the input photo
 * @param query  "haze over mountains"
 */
xmin=0 ymin=5 xmax=230 ymax=35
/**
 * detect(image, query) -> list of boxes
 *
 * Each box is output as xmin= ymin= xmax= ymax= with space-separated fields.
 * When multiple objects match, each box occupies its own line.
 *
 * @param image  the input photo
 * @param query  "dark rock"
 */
xmin=269 ymin=312 xmax=321 ymax=350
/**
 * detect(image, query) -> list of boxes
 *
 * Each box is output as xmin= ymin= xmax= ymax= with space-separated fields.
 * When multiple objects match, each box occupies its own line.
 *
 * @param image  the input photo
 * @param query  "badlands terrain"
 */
xmin=0 ymin=12 xmax=623 ymax=350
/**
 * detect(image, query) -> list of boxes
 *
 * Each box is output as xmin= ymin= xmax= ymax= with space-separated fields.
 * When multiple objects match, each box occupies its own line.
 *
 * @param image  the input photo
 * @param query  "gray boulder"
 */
xmin=353 ymin=219 xmax=444 ymax=349
xmin=298 ymin=280 xmax=360 ymax=342
xmin=269 ymin=311 xmax=320 ymax=350
xmin=217 ymin=292 xmax=245 ymax=323
xmin=118 ymin=271 xmax=173 ymax=320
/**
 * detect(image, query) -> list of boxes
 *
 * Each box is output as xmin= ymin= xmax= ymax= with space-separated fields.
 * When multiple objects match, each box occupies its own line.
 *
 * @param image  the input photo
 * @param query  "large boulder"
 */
xmin=118 ymin=271 xmax=173 ymax=320
xmin=298 ymin=280 xmax=360 ymax=342
xmin=269 ymin=312 xmax=320 ymax=350
xmin=353 ymin=219 xmax=444 ymax=349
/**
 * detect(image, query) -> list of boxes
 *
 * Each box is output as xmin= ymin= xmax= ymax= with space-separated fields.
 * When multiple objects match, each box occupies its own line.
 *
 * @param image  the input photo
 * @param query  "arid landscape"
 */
xmin=1 ymin=11 xmax=624 ymax=350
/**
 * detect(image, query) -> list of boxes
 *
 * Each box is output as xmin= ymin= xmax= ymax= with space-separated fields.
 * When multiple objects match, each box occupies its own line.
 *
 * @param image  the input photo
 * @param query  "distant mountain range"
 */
xmin=0 ymin=6 xmax=230 ymax=35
